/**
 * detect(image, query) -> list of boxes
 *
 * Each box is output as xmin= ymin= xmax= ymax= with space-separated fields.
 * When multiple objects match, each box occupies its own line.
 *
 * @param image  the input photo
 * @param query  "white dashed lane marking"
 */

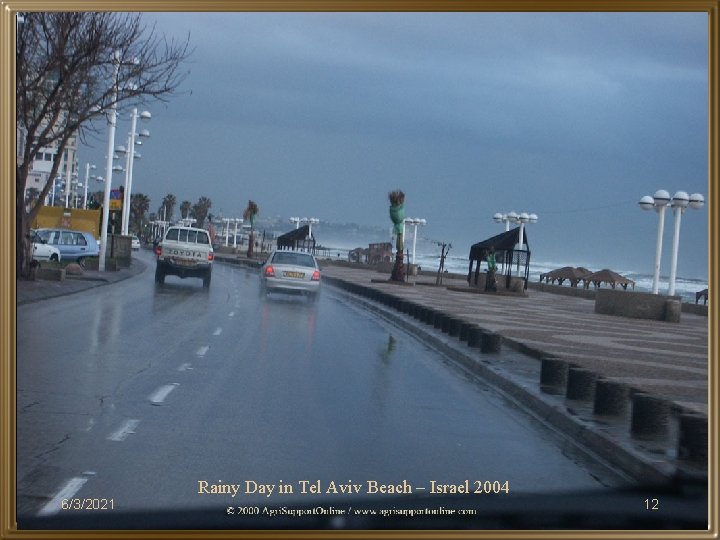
xmin=149 ymin=383 xmax=179 ymax=405
xmin=213 ymin=328 xmax=222 ymax=336
xmin=107 ymin=419 xmax=140 ymax=442
xmin=37 ymin=477 xmax=88 ymax=516
xmin=196 ymin=345 xmax=209 ymax=357
xmin=178 ymin=362 xmax=193 ymax=371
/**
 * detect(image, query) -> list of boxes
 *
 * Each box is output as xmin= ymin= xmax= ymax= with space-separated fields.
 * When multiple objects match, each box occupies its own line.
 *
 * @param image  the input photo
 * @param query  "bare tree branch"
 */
xmin=16 ymin=12 xmax=192 ymax=279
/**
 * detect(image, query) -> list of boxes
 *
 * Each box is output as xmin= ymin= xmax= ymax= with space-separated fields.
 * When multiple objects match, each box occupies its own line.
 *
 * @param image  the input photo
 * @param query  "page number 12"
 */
xmin=644 ymin=498 xmax=659 ymax=510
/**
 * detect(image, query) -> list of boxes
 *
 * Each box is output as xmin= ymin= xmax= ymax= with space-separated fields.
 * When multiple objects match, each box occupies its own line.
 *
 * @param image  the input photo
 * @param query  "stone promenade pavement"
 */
xmin=322 ymin=265 xmax=710 ymax=417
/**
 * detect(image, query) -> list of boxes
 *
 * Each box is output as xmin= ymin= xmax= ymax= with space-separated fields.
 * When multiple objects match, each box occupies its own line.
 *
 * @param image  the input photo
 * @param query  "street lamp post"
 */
xmin=667 ymin=192 xmax=704 ymax=297
xmin=499 ymin=211 xmax=537 ymax=275
xmin=638 ymin=190 xmax=671 ymax=294
xmin=83 ymin=163 xmax=96 ymax=210
xmin=289 ymin=217 xmax=301 ymax=229
xmin=121 ymin=108 xmax=151 ymax=235
xmin=233 ymin=219 xmax=243 ymax=248
xmin=493 ymin=212 xmax=513 ymax=232
xmin=639 ymin=190 xmax=704 ymax=296
xmin=403 ymin=218 xmax=426 ymax=265
xmin=223 ymin=218 xmax=231 ymax=247
xmin=305 ymin=218 xmax=319 ymax=240
xmin=99 ymin=50 xmax=122 ymax=272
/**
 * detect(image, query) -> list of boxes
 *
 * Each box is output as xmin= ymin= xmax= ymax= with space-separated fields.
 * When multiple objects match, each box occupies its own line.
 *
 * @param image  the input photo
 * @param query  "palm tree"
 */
xmin=388 ymin=190 xmax=405 ymax=281
xmin=161 ymin=193 xmax=176 ymax=222
xmin=180 ymin=200 xmax=192 ymax=219
xmin=192 ymin=196 xmax=212 ymax=228
xmin=243 ymin=200 xmax=259 ymax=258
xmin=130 ymin=193 xmax=150 ymax=235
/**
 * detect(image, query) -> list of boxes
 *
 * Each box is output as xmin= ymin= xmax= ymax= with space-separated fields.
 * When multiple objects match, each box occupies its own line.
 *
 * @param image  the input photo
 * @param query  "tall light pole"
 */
xmin=233 ymin=218 xmax=243 ymax=248
xmin=404 ymin=218 xmax=426 ymax=264
xmin=99 ymin=50 xmax=121 ymax=272
xmin=493 ymin=212 xmax=515 ymax=232
xmin=501 ymin=211 xmax=537 ymax=276
xmin=223 ymin=218 xmax=231 ymax=246
xmin=667 ymin=192 xmax=704 ymax=297
xmin=289 ymin=217 xmax=301 ymax=229
xmin=639 ymin=190 xmax=671 ymax=294
xmin=305 ymin=218 xmax=319 ymax=240
xmin=121 ymin=108 xmax=151 ymax=235
xmin=82 ymin=163 xmax=96 ymax=209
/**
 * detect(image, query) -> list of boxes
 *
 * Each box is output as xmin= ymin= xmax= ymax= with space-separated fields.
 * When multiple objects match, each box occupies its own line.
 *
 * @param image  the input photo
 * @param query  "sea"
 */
xmin=314 ymin=246 xmax=708 ymax=305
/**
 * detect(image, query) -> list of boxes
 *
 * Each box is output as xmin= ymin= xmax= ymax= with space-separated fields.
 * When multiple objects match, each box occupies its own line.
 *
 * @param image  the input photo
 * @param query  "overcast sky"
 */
xmin=79 ymin=11 xmax=710 ymax=279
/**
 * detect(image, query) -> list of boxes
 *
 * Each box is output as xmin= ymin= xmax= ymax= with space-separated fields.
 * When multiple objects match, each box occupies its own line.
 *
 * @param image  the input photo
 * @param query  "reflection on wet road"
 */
xmin=17 ymin=252 xmax=613 ymax=522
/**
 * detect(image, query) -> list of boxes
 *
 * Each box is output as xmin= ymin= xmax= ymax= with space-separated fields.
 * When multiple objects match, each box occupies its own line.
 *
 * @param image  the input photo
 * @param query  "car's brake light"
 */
xmin=265 ymin=265 xmax=275 ymax=277
xmin=311 ymin=270 xmax=321 ymax=281
xmin=208 ymin=252 xmax=214 ymax=261
xmin=154 ymin=246 xmax=161 ymax=256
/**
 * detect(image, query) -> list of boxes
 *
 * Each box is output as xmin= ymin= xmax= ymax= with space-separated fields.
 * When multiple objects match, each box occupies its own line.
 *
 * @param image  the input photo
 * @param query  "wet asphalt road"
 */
xmin=17 ymin=250 xmax=612 ymax=524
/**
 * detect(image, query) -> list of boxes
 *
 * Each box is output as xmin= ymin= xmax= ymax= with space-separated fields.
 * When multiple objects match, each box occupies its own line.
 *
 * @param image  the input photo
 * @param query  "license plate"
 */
xmin=173 ymin=258 xmax=196 ymax=266
xmin=283 ymin=271 xmax=305 ymax=278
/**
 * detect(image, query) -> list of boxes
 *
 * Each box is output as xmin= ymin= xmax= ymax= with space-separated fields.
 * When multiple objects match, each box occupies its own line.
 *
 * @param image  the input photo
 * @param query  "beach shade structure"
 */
xmin=468 ymin=227 xmax=530 ymax=290
xmin=540 ymin=266 xmax=592 ymax=287
xmin=276 ymin=224 xmax=316 ymax=253
xmin=581 ymin=269 xmax=636 ymax=290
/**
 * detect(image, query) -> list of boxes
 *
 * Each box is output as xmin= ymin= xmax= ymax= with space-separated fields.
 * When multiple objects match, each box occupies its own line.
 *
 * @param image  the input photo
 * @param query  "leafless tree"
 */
xmin=16 ymin=12 xmax=191 ymax=278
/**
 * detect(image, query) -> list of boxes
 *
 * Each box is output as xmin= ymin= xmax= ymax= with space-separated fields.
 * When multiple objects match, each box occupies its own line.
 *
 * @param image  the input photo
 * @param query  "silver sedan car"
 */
xmin=260 ymin=250 xmax=321 ymax=299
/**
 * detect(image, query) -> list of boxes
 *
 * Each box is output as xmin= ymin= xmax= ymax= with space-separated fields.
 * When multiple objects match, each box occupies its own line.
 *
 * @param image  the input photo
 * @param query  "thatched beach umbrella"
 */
xmin=581 ymin=269 xmax=635 ymax=290
xmin=540 ymin=266 xmax=591 ymax=287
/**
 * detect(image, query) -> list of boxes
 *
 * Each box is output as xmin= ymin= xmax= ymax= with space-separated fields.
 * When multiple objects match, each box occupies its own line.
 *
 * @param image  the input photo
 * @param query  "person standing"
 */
xmin=485 ymin=247 xmax=497 ymax=292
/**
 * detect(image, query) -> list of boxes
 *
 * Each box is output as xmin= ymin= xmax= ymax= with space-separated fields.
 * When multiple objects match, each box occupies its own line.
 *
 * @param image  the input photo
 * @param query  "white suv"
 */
xmin=154 ymin=226 xmax=214 ymax=288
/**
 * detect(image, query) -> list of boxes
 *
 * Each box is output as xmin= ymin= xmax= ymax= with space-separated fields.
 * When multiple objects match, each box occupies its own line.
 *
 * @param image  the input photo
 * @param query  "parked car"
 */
xmin=259 ymin=250 xmax=321 ymax=299
xmin=131 ymin=236 xmax=141 ymax=250
xmin=34 ymin=228 xmax=100 ymax=266
xmin=29 ymin=230 xmax=61 ymax=263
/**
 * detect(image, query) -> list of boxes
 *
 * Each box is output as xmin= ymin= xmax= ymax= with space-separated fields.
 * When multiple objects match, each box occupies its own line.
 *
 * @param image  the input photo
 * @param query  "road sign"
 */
xmin=110 ymin=189 xmax=122 ymax=210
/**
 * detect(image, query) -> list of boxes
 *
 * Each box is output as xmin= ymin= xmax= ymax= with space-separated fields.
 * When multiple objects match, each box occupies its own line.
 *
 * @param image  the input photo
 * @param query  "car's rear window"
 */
xmin=165 ymin=228 xmax=210 ymax=244
xmin=271 ymin=252 xmax=316 ymax=268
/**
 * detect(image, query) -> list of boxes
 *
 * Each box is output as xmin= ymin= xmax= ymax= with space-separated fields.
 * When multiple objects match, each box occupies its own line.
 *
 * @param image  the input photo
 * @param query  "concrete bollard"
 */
xmin=459 ymin=322 xmax=472 ymax=342
xmin=631 ymin=393 xmax=670 ymax=439
xmin=467 ymin=326 xmax=483 ymax=348
xmin=540 ymin=357 xmax=569 ymax=393
xmin=677 ymin=413 xmax=707 ymax=465
xmin=448 ymin=318 xmax=462 ymax=337
xmin=434 ymin=312 xmax=447 ymax=330
xmin=441 ymin=316 xmax=452 ymax=333
xmin=593 ymin=379 xmax=630 ymax=416
xmin=565 ymin=367 xmax=598 ymax=401
xmin=480 ymin=331 xmax=502 ymax=354
xmin=404 ymin=301 xmax=418 ymax=316
xmin=423 ymin=308 xmax=437 ymax=325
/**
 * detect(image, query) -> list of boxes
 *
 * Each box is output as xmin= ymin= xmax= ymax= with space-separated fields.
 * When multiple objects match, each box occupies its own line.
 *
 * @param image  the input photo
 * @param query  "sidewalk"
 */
xmin=320 ymin=263 xmax=710 ymax=483
xmin=16 ymin=257 xmax=147 ymax=306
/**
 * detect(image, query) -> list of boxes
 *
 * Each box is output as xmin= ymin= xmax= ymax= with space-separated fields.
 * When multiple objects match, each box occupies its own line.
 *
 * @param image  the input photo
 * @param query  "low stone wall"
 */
xmin=35 ymin=267 xmax=65 ymax=281
xmin=595 ymin=288 xmax=681 ymax=323
xmin=528 ymin=281 xmax=597 ymax=300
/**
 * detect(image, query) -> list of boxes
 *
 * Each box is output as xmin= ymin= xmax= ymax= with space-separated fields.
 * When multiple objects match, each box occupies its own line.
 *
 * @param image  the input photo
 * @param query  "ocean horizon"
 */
xmin=312 ymin=244 xmax=708 ymax=305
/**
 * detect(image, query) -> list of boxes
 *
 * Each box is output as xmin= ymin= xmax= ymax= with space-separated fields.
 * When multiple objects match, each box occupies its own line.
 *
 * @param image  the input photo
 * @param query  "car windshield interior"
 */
xmin=272 ymin=252 xmax=316 ymax=268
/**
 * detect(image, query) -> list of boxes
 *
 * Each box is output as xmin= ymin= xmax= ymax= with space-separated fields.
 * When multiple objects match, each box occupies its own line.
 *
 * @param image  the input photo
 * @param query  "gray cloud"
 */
xmin=80 ymin=11 xmax=709 ymax=279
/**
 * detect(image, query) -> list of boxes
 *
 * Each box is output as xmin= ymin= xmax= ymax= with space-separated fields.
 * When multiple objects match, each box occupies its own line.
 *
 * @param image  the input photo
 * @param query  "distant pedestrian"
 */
xmin=485 ymin=247 xmax=497 ymax=292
